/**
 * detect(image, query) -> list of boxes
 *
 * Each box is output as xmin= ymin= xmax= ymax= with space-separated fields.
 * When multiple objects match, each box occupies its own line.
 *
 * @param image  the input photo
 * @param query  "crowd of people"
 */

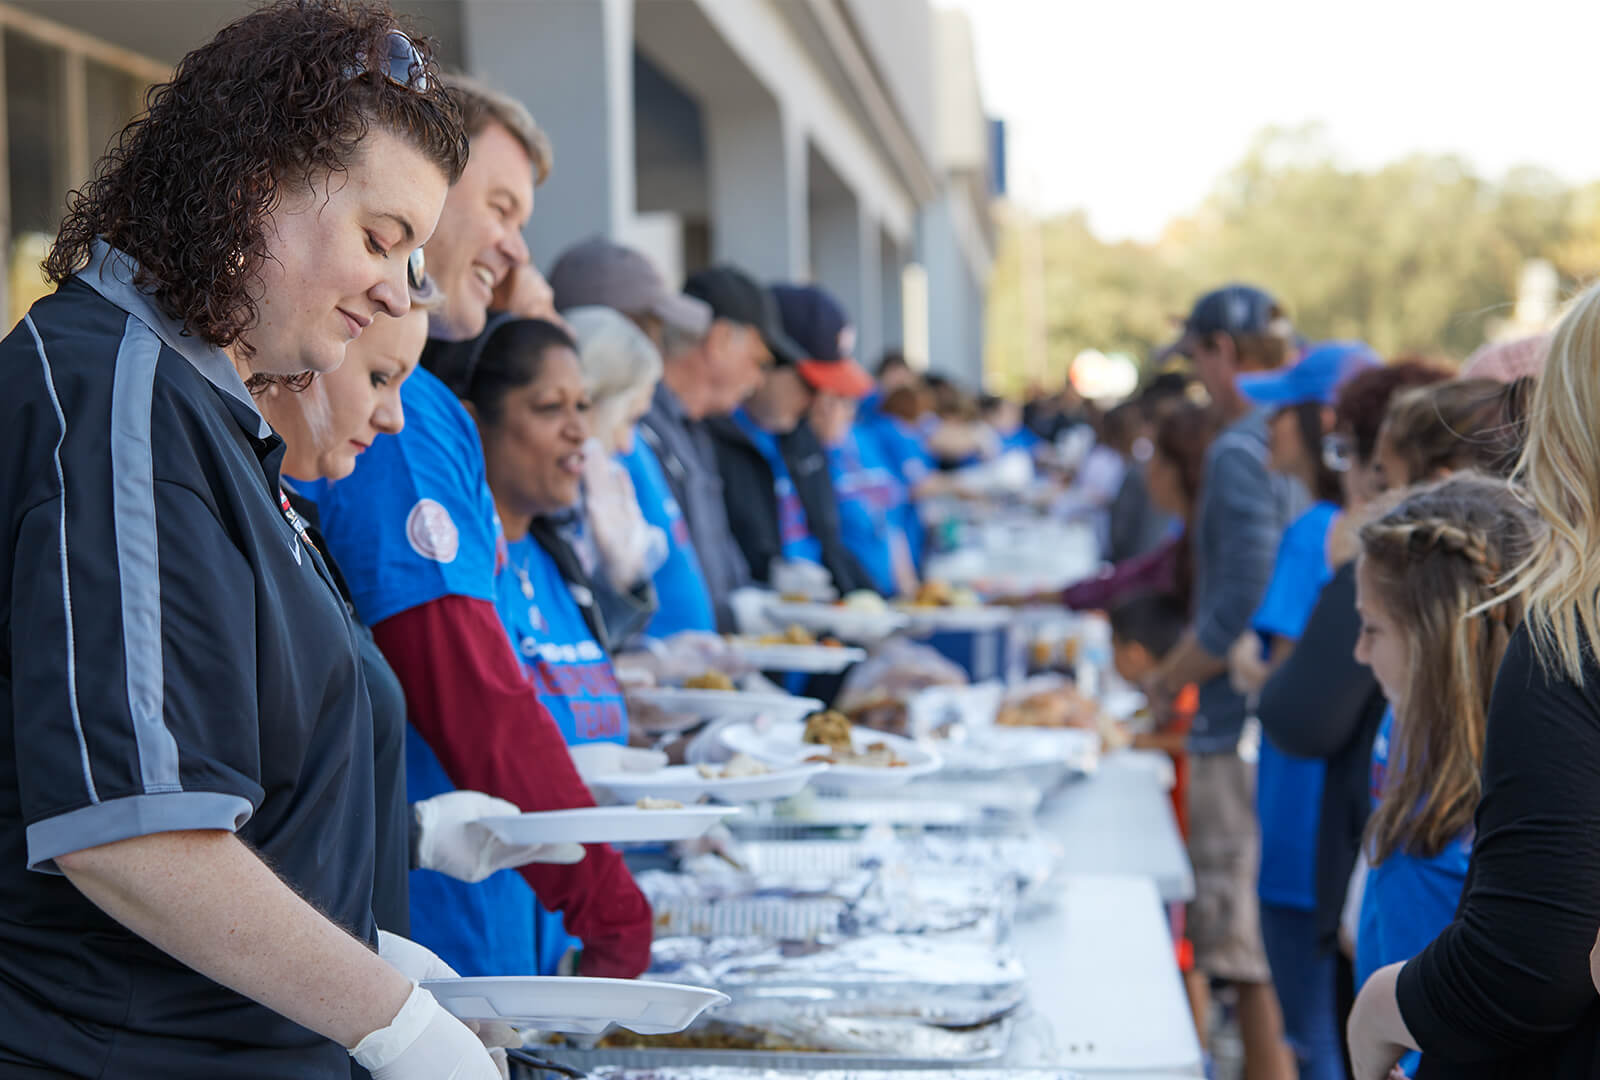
xmin=6 ymin=3 xmax=1600 ymax=1080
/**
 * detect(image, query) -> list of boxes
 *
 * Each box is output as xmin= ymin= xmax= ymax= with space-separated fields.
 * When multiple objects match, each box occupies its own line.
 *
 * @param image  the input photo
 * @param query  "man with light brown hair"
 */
xmin=418 ymin=73 xmax=551 ymax=341
xmin=309 ymin=74 xmax=655 ymax=983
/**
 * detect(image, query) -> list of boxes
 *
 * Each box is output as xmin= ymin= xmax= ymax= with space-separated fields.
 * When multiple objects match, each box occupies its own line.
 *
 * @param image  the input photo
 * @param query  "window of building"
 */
xmin=0 ymin=5 xmax=165 ymax=327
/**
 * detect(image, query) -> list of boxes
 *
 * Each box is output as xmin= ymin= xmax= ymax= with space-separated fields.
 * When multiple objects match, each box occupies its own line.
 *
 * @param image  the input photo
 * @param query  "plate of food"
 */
xmin=477 ymin=805 xmax=740 ymax=846
xmin=763 ymin=591 xmax=910 ymax=643
xmin=628 ymin=685 xmax=823 ymax=725
xmin=718 ymin=712 xmax=942 ymax=792
xmin=892 ymin=581 xmax=1015 ymax=631
xmin=586 ymin=757 xmax=830 ymax=805
xmin=423 ymin=975 xmax=729 ymax=1035
xmin=726 ymin=625 xmax=867 ymax=673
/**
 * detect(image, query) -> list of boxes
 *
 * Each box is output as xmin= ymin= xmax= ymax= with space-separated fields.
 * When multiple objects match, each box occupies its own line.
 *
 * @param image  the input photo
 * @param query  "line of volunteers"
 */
xmin=0 ymin=3 xmax=1034 ymax=1077
xmin=8 ymin=5 xmax=1600 ymax=1080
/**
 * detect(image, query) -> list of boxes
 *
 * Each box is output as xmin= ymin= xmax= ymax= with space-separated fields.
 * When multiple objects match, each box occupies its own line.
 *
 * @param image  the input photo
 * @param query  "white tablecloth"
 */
xmin=1015 ymin=874 xmax=1204 ymax=1075
xmin=1038 ymin=751 xmax=1195 ymax=903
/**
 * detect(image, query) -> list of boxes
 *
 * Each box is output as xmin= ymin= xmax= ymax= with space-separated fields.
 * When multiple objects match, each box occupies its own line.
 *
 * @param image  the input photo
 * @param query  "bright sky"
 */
xmin=943 ymin=0 xmax=1600 ymax=242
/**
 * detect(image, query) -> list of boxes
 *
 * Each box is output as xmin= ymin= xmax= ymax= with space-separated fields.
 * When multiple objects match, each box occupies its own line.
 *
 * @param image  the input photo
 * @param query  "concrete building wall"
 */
xmin=10 ymin=0 xmax=991 ymax=374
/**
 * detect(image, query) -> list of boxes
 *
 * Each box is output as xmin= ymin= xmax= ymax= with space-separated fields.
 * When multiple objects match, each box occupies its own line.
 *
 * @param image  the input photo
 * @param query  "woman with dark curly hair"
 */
xmin=0 ymin=3 xmax=503 ymax=1078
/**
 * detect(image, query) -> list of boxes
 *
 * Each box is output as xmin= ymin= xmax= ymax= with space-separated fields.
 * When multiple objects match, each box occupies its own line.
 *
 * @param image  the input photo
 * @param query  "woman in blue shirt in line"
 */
xmin=1227 ymin=341 xmax=1378 ymax=1080
xmin=445 ymin=317 xmax=638 ymax=974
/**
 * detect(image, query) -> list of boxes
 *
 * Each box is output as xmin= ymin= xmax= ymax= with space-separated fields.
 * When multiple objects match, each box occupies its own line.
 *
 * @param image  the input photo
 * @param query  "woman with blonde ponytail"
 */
xmin=1347 ymin=284 xmax=1600 ymax=1080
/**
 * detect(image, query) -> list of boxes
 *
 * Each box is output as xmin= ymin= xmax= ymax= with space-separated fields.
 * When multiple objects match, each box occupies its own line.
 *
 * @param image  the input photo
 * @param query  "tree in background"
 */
xmin=987 ymin=125 xmax=1593 ymax=394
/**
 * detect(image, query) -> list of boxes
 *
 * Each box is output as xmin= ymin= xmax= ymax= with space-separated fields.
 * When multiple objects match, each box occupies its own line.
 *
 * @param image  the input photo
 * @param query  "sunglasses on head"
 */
xmin=1322 ymin=431 xmax=1355 ymax=473
xmin=346 ymin=29 xmax=430 ymax=94
xmin=407 ymin=246 xmax=426 ymax=292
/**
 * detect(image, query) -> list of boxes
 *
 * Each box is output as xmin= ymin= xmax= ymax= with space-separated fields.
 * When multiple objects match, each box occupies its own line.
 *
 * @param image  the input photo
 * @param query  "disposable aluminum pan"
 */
xmin=527 ymin=1012 xmax=1016 ymax=1072
xmin=645 ymin=935 xmax=1027 ymax=1027
xmin=533 ymin=1070 xmax=1088 ymax=1080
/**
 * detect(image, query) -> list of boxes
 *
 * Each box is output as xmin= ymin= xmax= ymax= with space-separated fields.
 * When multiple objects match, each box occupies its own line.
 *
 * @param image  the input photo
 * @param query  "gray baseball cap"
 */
xmin=548 ymin=237 xmax=711 ymax=337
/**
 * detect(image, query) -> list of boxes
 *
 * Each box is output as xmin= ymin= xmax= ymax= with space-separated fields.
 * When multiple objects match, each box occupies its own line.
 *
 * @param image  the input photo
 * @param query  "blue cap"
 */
xmin=1236 ymin=340 xmax=1381 ymax=408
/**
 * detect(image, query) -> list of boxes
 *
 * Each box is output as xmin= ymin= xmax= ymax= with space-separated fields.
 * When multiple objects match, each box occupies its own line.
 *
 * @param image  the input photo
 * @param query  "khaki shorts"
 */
xmin=1185 ymin=750 xmax=1272 ymax=983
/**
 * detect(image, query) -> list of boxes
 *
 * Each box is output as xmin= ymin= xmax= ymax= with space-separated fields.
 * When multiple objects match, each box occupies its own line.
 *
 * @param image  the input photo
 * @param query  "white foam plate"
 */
xmin=423 ymin=975 xmax=729 ymax=1035
xmin=477 ymin=805 xmax=739 ymax=846
xmin=587 ymin=761 xmax=830 ymax=804
xmin=718 ymin=720 xmax=942 ymax=792
xmin=763 ymin=602 xmax=911 ymax=643
xmin=629 ymin=687 xmax=822 ymax=723
xmin=726 ymin=640 xmax=867 ymax=673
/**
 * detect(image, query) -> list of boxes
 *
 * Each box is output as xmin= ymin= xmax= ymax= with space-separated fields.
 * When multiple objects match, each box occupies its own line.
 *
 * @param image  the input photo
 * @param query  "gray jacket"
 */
xmin=638 ymin=382 xmax=751 ymax=631
xmin=1189 ymin=408 xmax=1304 ymax=754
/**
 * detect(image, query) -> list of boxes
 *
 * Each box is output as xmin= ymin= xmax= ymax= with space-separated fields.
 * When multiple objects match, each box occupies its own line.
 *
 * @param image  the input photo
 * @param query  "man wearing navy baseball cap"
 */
xmin=706 ymin=283 xmax=878 ymax=597
xmin=1144 ymin=282 xmax=1306 ymax=1079
xmin=1232 ymin=339 xmax=1380 ymax=1080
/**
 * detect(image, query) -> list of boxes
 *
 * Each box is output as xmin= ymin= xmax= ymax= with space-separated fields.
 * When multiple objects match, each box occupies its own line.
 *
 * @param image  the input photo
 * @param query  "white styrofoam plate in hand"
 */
xmin=726 ymin=640 xmax=867 ymax=673
xmin=477 ymin=805 xmax=739 ymax=846
xmin=762 ymin=602 xmax=910 ymax=643
xmin=423 ymin=975 xmax=729 ymax=1035
xmin=628 ymin=687 xmax=822 ymax=723
xmin=718 ymin=719 xmax=941 ymax=792
xmin=586 ymin=761 xmax=830 ymax=805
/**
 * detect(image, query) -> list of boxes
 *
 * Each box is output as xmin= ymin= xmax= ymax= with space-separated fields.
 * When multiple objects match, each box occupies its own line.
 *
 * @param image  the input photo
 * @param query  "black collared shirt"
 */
xmin=0 ymin=243 xmax=377 ymax=1077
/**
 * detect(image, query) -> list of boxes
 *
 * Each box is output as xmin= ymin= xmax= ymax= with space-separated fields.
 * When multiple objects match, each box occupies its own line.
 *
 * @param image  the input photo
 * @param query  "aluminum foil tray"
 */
xmin=528 ymin=1012 xmax=1016 ymax=1072
xmin=544 ymin=1070 xmax=1089 ymax=1080
xmin=643 ymin=864 xmax=1015 ymax=943
xmin=644 ymin=935 xmax=1027 ymax=1027
xmin=686 ymin=831 xmax=1064 ymax=909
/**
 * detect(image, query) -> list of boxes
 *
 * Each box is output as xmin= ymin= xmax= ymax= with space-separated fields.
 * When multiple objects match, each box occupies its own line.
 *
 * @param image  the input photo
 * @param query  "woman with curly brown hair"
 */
xmin=0 ymin=3 xmax=504 ymax=1078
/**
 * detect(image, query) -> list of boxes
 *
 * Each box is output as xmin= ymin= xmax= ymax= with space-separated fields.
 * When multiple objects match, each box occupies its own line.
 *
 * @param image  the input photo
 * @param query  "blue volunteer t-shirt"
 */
xmin=733 ymin=409 xmax=823 ymax=566
xmin=495 ymin=535 xmax=630 ymax=747
xmin=999 ymin=426 xmax=1042 ymax=455
xmin=306 ymin=366 xmax=540 ymax=978
xmin=621 ymin=438 xmax=716 ymax=637
xmin=1255 ymin=501 xmax=1340 ymax=911
xmin=1357 ymin=706 xmax=1471 ymax=1077
xmin=496 ymin=532 xmax=631 ymax=972
xmin=829 ymin=426 xmax=910 ymax=595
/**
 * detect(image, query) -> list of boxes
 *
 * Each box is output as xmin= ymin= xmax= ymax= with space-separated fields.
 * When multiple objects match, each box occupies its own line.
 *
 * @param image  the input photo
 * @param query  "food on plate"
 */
xmin=757 ymin=623 xmax=816 ymax=646
xmin=779 ymin=592 xmax=813 ymax=603
xmin=801 ymin=710 xmax=907 ymax=768
xmin=636 ymin=797 xmax=686 ymax=810
xmin=901 ymin=580 xmax=982 ymax=609
xmin=801 ymin=709 xmax=855 ymax=752
xmin=695 ymin=753 xmax=771 ymax=780
xmin=683 ymin=670 xmax=736 ymax=691
xmin=996 ymin=685 xmax=1100 ymax=729
xmin=839 ymin=590 xmax=889 ymax=613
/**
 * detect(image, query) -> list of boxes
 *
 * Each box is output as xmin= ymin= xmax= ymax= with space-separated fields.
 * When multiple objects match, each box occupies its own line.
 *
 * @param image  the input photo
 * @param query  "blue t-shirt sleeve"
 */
xmin=309 ymin=368 xmax=499 ymax=626
xmin=1252 ymin=505 xmax=1337 ymax=641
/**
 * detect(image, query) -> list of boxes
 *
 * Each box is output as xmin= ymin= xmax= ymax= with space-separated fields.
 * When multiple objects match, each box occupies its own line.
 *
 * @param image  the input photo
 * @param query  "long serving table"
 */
xmin=1015 ymin=751 xmax=1203 ymax=1076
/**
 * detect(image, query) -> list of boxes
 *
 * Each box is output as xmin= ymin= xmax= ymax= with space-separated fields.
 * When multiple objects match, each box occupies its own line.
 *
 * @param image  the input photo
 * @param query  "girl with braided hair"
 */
xmin=1345 ymin=473 xmax=1541 ymax=1078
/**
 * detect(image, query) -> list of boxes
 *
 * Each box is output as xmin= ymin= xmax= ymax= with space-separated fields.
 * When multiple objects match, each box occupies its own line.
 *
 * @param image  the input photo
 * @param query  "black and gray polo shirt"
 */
xmin=0 ymin=242 xmax=378 ymax=1078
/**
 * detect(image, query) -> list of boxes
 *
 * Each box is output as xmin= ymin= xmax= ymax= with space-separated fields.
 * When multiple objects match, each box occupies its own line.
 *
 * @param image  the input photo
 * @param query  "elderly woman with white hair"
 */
xmin=563 ymin=306 xmax=719 ymax=643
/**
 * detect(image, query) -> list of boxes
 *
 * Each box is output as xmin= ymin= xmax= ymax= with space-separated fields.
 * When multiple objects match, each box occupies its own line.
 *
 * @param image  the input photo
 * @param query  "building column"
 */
xmin=880 ymin=230 xmax=905 ymax=355
xmin=811 ymin=197 xmax=884 ymax=365
xmin=460 ymin=0 xmax=636 ymax=269
xmin=705 ymin=97 xmax=807 ymax=281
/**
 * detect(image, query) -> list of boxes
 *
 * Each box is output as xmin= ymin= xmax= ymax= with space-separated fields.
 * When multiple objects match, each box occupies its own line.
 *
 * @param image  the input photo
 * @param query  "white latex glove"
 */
xmin=567 ymin=741 xmax=669 ymax=783
xmin=377 ymin=932 xmax=520 ymax=1052
xmin=350 ymin=983 xmax=501 ymax=1080
xmin=414 ymin=791 xmax=585 ymax=883
xmin=583 ymin=439 xmax=667 ymax=589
